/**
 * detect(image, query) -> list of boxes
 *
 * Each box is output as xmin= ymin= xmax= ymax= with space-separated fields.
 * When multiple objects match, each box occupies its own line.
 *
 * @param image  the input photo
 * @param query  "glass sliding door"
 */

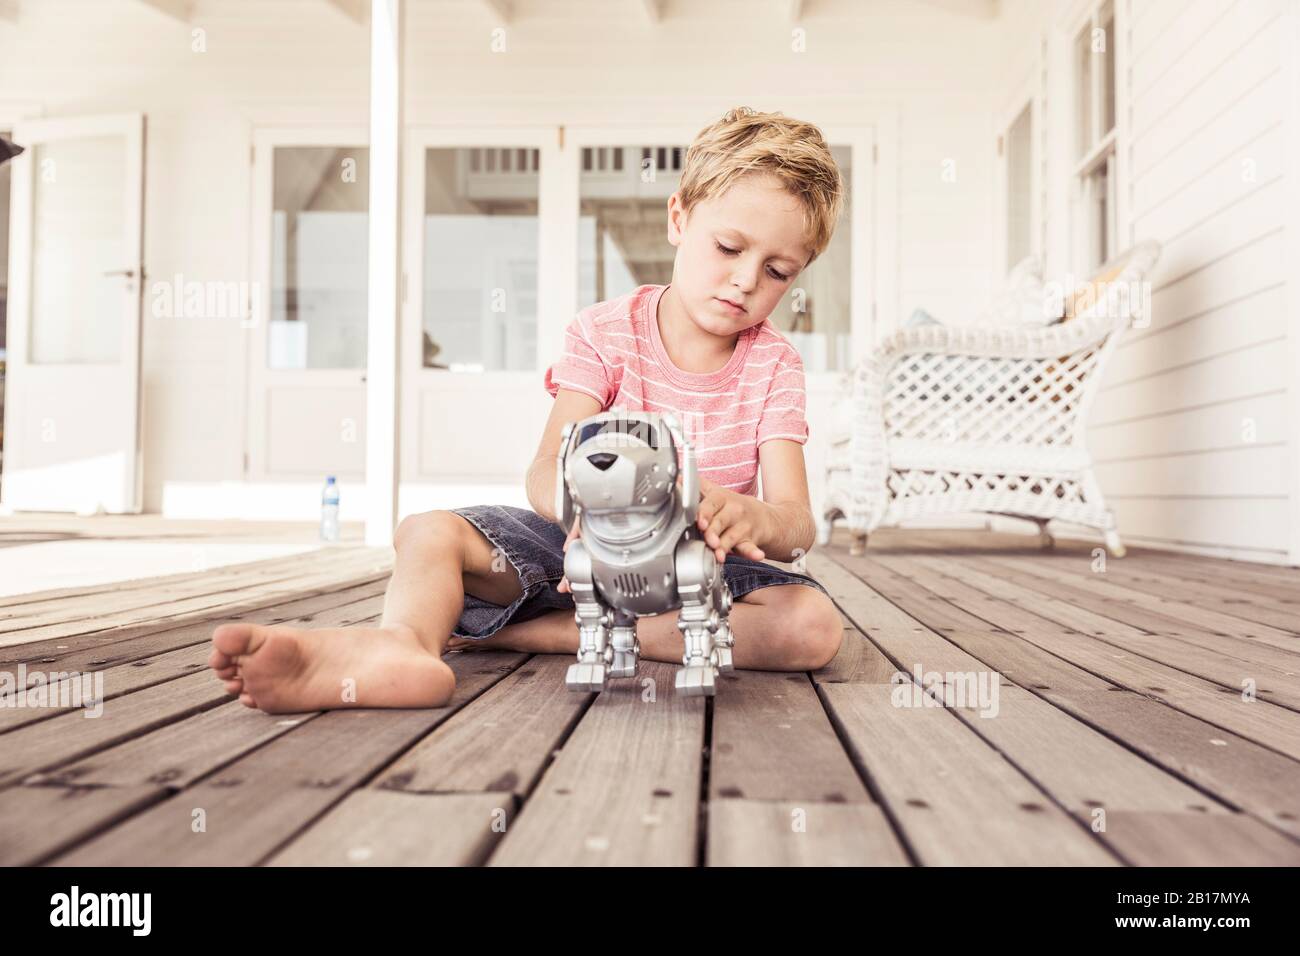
xmin=402 ymin=128 xmax=550 ymax=494
xmin=270 ymin=145 xmax=370 ymax=371
xmin=421 ymin=146 xmax=540 ymax=373
xmin=577 ymin=144 xmax=684 ymax=307
xmin=247 ymin=129 xmax=369 ymax=481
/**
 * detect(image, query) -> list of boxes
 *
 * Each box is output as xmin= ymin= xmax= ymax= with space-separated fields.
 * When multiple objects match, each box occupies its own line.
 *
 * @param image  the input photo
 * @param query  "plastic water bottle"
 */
xmin=320 ymin=476 xmax=340 ymax=542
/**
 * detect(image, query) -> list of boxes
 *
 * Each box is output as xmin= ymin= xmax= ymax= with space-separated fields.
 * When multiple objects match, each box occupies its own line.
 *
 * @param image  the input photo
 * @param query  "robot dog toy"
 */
xmin=555 ymin=409 xmax=735 ymax=697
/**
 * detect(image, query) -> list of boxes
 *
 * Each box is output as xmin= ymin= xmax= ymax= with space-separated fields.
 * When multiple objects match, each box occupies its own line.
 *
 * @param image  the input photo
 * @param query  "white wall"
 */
xmin=991 ymin=0 xmax=1300 ymax=566
xmin=0 ymin=0 xmax=1006 ymax=524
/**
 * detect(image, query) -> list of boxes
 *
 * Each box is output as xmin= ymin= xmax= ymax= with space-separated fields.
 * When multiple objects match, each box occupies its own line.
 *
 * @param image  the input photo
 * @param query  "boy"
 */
xmin=209 ymin=106 xmax=845 ymax=713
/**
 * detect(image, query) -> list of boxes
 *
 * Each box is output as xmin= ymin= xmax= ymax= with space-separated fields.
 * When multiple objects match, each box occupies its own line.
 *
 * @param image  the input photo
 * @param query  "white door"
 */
xmin=1 ymin=114 xmax=145 ymax=514
xmin=247 ymin=129 xmax=369 ymax=483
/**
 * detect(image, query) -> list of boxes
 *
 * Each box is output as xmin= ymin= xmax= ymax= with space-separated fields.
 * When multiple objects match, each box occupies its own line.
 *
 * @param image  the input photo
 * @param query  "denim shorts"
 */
xmin=448 ymin=504 xmax=831 ymax=641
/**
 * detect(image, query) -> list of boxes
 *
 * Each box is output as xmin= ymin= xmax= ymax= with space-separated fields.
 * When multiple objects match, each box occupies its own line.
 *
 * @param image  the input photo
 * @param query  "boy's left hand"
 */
xmin=683 ymin=474 xmax=768 ymax=563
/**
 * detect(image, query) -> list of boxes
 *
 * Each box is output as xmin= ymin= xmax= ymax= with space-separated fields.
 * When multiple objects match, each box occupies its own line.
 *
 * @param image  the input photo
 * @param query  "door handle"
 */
xmin=103 ymin=269 xmax=136 ymax=278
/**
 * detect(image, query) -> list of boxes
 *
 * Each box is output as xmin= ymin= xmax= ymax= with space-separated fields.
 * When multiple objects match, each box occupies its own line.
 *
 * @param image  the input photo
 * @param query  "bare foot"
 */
xmin=208 ymin=622 xmax=456 ymax=714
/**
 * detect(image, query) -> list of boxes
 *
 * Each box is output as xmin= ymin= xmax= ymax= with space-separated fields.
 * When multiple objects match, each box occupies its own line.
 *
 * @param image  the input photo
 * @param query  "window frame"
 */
xmin=1068 ymin=0 xmax=1120 ymax=275
xmin=995 ymin=63 xmax=1044 ymax=279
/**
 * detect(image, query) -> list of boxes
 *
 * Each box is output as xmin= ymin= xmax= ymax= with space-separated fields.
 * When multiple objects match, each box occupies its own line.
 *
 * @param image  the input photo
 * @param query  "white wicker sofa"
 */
xmin=820 ymin=240 xmax=1161 ymax=557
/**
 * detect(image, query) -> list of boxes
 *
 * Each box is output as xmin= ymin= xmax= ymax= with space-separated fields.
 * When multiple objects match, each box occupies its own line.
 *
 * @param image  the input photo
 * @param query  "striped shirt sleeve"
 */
xmin=543 ymin=314 xmax=615 ymax=407
xmin=756 ymin=347 xmax=810 ymax=446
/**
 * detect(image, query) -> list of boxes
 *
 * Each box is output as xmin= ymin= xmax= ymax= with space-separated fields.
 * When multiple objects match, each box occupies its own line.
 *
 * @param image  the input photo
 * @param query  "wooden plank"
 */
xmin=1124 ymin=546 xmax=1300 ymax=585
xmin=901 ymin=555 xmax=1300 ymax=709
xmin=822 ymin=551 xmax=1300 ymax=840
xmin=0 ymin=784 xmax=166 ymax=867
xmin=809 ymin=552 xmax=1296 ymax=863
xmin=371 ymin=654 xmax=589 ymax=797
xmin=929 ymin=557 xmax=1300 ymax=680
xmin=1055 ymin=689 xmax=1300 ymax=841
xmin=809 ymin=553 xmax=1110 ymax=693
xmin=50 ymin=651 xmax=528 ymax=866
xmin=813 ymin=619 xmax=900 ymax=684
xmin=709 ymin=669 xmax=871 ymax=804
xmin=1046 ymin=551 xmax=1300 ymax=633
xmin=0 ymin=545 xmax=367 ymax=627
xmin=986 ymin=553 xmax=1300 ymax=649
xmin=822 ymin=684 xmax=1118 ymax=865
xmin=0 ymin=572 xmax=384 ymax=676
xmin=0 ymin=548 xmax=331 ymax=610
xmin=0 ymin=670 xmax=230 ymax=787
xmin=807 ymin=556 xmax=1017 ymax=676
xmin=1 ymin=551 xmax=391 ymax=645
xmin=25 ymin=701 xmax=323 ymax=790
xmin=985 ymin=553 xmax=1299 ymax=641
xmin=0 ymin=548 xmax=390 ymax=642
xmin=841 ymin=552 xmax=1300 ymax=763
xmin=928 ymin=686 xmax=1297 ymax=865
xmin=265 ymin=791 xmax=513 ymax=866
xmin=707 ymin=800 xmax=909 ymax=866
xmin=1103 ymin=810 xmax=1300 ymax=865
xmin=703 ymin=607 xmax=908 ymax=865
xmin=0 ymin=595 xmax=385 ymax=734
xmin=0 ymin=705 xmax=322 ymax=865
xmin=488 ymin=662 xmax=703 ymax=866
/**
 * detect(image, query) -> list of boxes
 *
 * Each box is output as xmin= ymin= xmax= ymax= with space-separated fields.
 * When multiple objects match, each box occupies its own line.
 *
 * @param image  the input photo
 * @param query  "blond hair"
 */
xmin=677 ymin=106 xmax=845 ymax=268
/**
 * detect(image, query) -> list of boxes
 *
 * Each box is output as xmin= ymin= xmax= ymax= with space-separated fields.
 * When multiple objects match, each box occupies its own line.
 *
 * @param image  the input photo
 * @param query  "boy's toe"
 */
xmin=213 ymin=622 xmax=265 ymax=658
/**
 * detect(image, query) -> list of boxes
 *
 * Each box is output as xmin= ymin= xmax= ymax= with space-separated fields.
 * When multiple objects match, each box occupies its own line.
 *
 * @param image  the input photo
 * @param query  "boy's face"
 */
xmin=666 ymin=173 xmax=812 ymax=336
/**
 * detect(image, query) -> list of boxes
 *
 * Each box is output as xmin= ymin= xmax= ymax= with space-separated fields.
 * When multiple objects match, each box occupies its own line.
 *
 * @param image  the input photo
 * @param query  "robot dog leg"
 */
xmin=607 ymin=609 xmax=641 ymax=679
xmin=713 ymin=586 xmax=735 ymax=673
xmin=673 ymin=539 xmax=732 ymax=697
xmin=564 ymin=539 xmax=613 ymax=692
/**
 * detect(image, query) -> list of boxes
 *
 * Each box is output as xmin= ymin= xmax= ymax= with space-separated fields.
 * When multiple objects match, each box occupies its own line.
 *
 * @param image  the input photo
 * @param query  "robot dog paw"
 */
xmin=714 ymin=645 xmax=734 ymax=673
xmin=566 ymin=662 xmax=608 ymax=693
xmin=675 ymin=663 xmax=718 ymax=697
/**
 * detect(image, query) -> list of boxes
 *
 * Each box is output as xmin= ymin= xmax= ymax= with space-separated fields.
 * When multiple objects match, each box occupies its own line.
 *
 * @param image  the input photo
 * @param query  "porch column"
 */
xmin=364 ymin=0 xmax=403 ymax=547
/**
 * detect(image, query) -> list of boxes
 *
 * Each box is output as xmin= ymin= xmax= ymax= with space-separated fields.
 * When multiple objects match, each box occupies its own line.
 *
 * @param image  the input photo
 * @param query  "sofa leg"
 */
xmin=1034 ymin=519 xmax=1055 ymax=551
xmin=1104 ymin=529 xmax=1126 ymax=558
xmin=849 ymin=531 xmax=869 ymax=556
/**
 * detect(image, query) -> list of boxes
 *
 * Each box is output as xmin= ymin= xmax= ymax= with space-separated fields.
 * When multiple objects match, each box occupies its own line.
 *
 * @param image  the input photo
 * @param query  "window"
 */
xmin=770 ymin=144 xmax=853 ymax=373
xmin=1072 ymin=0 xmax=1117 ymax=274
xmin=577 ymin=144 xmax=685 ymax=309
xmin=1003 ymin=102 xmax=1034 ymax=272
xmin=423 ymin=146 xmax=540 ymax=372
xmin=270 ymin=145 xmax=369 ymax=369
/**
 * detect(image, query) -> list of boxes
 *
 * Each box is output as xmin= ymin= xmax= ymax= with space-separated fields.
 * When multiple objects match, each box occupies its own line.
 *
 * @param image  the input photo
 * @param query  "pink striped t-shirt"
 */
xmin=543 ymin=283 xmax=809 ymax=498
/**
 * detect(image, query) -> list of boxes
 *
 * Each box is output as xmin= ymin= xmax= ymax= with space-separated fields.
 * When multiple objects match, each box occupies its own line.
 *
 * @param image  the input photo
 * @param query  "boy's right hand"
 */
xmin=556 ymin=516 xmax=581 ymax=594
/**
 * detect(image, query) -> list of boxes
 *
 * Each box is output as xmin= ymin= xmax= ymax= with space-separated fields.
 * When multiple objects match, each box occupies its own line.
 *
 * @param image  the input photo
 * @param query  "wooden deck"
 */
xmin=2 ymin=528 xmax=1298 ymax=866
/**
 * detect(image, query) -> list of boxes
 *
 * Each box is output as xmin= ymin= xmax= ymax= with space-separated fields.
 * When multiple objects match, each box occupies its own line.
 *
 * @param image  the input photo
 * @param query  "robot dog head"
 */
xmin=556 ymin=409 xmax=698 ymax=543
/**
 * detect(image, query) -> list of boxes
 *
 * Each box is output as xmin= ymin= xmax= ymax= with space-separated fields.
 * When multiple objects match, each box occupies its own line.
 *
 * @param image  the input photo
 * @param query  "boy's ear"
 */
xmin=665 ymin=192 xmax=686 ymax=245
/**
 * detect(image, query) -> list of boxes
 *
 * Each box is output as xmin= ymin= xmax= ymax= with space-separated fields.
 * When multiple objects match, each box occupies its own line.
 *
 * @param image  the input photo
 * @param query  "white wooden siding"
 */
xmin=1095 ymin=0 xmax=1294 ymax=562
